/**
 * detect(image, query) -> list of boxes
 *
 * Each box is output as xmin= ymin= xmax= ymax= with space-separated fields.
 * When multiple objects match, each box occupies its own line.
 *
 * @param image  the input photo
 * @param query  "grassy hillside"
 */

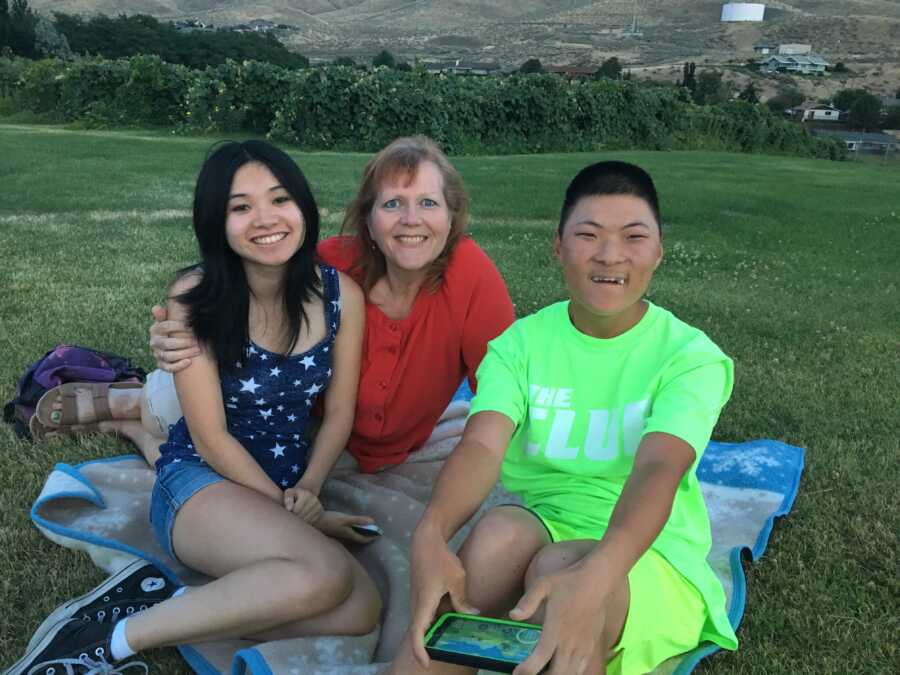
xmin=0 ymin=125 xmax=898 ymax=674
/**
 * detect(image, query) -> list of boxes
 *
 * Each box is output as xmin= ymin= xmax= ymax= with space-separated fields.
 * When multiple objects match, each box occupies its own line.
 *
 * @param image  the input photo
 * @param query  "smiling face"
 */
xmin=367 ymin=160 xmax=452 ymax=280
xmin=556 ymin=193 xmax=663 ymax=338
xmin=225 ymin=161 xmax=305 ymax=273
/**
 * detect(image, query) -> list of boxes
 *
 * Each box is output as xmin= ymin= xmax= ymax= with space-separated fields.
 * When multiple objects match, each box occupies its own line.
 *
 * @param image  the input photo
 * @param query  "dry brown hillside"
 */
xmin=28 ymin=1 xmax=900 ymax=98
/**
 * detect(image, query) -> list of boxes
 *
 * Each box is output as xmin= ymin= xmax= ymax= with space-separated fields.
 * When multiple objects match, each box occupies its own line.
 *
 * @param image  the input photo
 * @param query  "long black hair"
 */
xmin=175 ymin=140 xmax=322 ymax=371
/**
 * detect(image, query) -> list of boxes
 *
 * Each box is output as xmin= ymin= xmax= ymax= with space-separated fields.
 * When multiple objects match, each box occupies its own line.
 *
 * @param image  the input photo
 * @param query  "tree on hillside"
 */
xmin=0 ymin=1 xmax=8 ymax=50
xmin=34 ymin=14 xmax=71 ymax=58
xmin=595 ymin=56 xmax=622 ymax=80
xmin=693 ymin=70 xmax=730 ymax=105
xmin=52 ymin=12 xmax=308 ymax=69
xmin=738 ymin=80 xmax=759 ymax=104
xmin=679 ymin=61 xmax=697 ymax=93
xmin=832 ymin=88 xmax=868 ymax=112
xmin=0 ymin=5 xmax=13 ymax=57
xmin=848 ymin=92 xmax=882 ymax=131
xmin=765 ymin=88 xmax=803 ymax=114
xmin=884 ymin=106 xmax=900 ymax=130
xmin=519 ymin=58 xmax=543 ymax=74
xmin=1 ymin=0 xmax=36 ymax=57
xmin=372 ymin=49 xmax=395 ymax=68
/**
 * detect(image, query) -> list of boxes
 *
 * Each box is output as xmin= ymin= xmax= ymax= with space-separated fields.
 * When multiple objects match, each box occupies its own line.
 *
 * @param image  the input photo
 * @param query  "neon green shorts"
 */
xmin=531 ymin=509 xmax=708 ymax=675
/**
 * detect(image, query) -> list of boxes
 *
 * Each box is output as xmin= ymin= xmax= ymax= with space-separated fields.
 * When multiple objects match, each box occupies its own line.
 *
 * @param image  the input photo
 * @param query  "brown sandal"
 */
xmin=34 ymin=382 xmax=143 ymax=428
xmin=29 ymin=414 xmax=105 ymax=440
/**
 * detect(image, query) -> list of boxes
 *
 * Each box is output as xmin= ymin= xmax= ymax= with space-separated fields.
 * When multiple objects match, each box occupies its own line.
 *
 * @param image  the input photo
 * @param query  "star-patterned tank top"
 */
xmin=156 ymin=264 xmax=342 ymax=488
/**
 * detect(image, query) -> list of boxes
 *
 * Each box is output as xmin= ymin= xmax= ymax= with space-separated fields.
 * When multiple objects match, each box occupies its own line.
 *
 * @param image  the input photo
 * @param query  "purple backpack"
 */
xmin=3 ymin=345 xmax=146 ymax=439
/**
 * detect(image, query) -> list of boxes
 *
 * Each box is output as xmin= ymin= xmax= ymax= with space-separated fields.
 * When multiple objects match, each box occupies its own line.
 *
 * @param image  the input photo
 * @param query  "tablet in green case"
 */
xmin=424 ymin=612 xmax=542 ymax=673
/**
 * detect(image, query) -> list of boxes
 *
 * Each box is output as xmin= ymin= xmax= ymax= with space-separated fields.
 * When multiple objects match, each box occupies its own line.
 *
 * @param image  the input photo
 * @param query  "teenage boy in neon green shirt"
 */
xmin=391 ymin=161 xmax=738 ymax=675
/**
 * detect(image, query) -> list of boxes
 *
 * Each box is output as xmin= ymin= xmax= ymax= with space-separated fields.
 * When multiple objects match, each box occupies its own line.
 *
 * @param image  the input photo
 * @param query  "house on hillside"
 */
xmin=759 ymin=54 xmax=828 ymax=75
xmin=802 ymin=103 xmax=842 ymax=122
xmin=753 ymin=43 xmax=774 ymax=55
xmin=424 ymin=61 xmax=502 ymax=76
xmin=247 ymin=20 xmax=278 ymax=32
xmin=880 ymin=96 xmax=900 ymax=110
xmin=174 ymin=19 xmax=211 ymax=31
xmin=812 ymin=130 xmax=898 ymax=154
xmin=546 ymin=65 xmax=598 ymax=79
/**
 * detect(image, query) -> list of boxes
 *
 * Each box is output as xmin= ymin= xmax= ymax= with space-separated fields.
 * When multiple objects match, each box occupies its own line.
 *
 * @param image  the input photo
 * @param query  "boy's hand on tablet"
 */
xmin=408 ymin=525 xmax=480 ymax=667
xmin=510 ymin=564 xmax=608 ymax=675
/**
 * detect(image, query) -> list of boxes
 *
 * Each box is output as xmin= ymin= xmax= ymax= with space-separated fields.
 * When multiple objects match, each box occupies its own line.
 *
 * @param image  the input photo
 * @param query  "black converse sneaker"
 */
xmin=4 ymin=618 xmax=147 ymax=674
xmin=26 ymin=560 xmax=177 ymax=652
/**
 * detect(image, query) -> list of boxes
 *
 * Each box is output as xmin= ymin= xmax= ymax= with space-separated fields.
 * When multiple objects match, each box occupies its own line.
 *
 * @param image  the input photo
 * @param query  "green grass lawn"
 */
xmin=1 ymin=124 xmax=897 ymax=674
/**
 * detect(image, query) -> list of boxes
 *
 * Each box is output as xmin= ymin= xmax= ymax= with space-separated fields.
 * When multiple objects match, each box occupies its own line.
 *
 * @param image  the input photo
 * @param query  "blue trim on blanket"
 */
xmin=32 ymin=395 xmax=805 ymax=675
xmin=29 ymin=456 xmax=269 ymax=675
xmin=178 ymin=645 xmax=223 ymax=675
xmin=29 ymin=457 xmax=182 ymax=588
xmin=231 ymin=648 xmax=274 ymax=675
xmin=41 ymin=462 xmax=106 ymax=507
xmin=452 ymin=379 xmax=473 ymax=402
xmin=672 ymin=546 xmax=749 ymax=674
xmin=750 ymin=441 xmax=804 ymax=559
xmin=672 ymin=437 xmax=805 ymax=674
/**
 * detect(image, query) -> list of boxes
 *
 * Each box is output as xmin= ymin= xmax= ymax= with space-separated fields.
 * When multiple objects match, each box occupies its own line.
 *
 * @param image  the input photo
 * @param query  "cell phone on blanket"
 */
xmin=350 ymin=523 xmax=383 ymax=537
xmin=424 ymin=612 xmax=542 ymax=673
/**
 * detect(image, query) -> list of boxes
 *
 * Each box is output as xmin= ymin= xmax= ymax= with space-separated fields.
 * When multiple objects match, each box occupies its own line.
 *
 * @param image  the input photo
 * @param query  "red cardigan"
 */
xmin=317 ymin=235 xmax=515 ymax=472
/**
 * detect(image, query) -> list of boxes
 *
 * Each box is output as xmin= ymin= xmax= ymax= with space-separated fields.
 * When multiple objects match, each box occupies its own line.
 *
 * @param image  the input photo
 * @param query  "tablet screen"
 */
xmin=430 ymin=616 xmax=541 ymax=663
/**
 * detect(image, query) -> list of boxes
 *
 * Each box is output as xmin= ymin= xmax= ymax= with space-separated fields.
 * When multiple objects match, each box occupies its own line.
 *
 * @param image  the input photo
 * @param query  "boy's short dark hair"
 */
xmin=558 ymin=161 xmax=661 ymax=235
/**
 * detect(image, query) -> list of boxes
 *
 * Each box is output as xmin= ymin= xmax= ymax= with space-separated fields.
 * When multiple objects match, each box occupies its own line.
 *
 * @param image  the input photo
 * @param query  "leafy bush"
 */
xmin=0 ymin=55 xmax=843 ymax=159
xmin=0 ymin=54 xmax=27 ymax=97
xmin=184 ymin=59 xmax=288 ymax=133
xmin=15 ymin=57 xmax=67 ymax=114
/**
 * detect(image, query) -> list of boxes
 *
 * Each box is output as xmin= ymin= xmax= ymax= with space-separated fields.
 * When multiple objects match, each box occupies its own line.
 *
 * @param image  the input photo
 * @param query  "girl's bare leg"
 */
xmin=123 ymin=480 xmax=381 ymax=650
xmin=42 ymin=383 xmax=168 ymax=464
xmin=43 ymin=385 xmax=142 ymax=425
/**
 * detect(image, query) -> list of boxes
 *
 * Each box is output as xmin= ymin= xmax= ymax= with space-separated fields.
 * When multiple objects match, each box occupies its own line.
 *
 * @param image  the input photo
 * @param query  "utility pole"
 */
xmin=625 ymin=0 xmax=642 ymax=37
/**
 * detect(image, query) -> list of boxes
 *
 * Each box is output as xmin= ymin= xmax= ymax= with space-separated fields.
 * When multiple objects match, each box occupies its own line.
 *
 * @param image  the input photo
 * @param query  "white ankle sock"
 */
xmin=172 ymin=586 xmax=187 ymax=598
xmin=110 ymin=619 xmax=136 ymax=661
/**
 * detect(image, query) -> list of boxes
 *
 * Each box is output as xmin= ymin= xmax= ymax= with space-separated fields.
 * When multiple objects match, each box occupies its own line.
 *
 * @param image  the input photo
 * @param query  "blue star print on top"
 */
xmin=156 ymin=264 xmax=342 ymax=488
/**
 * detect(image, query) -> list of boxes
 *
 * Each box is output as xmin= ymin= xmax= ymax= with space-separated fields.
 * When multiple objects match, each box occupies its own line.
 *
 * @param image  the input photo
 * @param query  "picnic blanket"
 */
xmin=30 ymin=387 xmax=803 ymax=675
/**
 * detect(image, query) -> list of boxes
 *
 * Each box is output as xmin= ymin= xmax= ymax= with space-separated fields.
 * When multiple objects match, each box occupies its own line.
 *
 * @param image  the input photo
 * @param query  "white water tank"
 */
xmin=721 ymin=3 xmax=766 ymax=22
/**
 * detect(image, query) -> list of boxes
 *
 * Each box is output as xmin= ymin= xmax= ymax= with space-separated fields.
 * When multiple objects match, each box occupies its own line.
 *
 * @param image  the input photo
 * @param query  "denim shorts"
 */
xmin=149 ymin=460 xmax=224 ymax=560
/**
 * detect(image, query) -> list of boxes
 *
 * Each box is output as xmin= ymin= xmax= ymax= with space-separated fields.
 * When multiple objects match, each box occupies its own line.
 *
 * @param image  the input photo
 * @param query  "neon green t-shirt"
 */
xmin=470 ymin=300 xmax=737 ymax=650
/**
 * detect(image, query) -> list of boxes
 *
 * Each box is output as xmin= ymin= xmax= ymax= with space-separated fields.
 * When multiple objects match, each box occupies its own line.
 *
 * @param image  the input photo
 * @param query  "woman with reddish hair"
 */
xmin=37 ymin=136 xmax=515 ymax=476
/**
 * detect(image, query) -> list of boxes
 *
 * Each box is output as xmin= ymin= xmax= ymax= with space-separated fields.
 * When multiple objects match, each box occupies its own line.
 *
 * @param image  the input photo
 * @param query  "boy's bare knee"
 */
xmin=524 ymin=546 xmax=563 ymax=586
xmin=462 ymin=510 xmax=521 ymax=563
xmin=462 ymin=507 xmax=547 ymax=568
xmin=524 ymin=541 xmax=594 ymax=587
xmin=455 ymin=507 xmax=550 ymax=612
